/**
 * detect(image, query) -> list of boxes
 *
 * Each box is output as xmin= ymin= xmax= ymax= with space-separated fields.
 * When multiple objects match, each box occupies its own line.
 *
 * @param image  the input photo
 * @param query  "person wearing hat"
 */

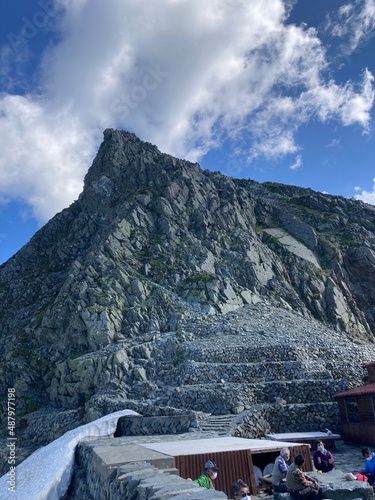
xmin=193 ymin=459 xmax=219 ymax=489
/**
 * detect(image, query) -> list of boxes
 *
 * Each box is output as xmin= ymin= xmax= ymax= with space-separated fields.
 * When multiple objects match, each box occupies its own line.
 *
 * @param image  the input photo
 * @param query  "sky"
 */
xmin=0 ymin=0 xmax=374 ymax=264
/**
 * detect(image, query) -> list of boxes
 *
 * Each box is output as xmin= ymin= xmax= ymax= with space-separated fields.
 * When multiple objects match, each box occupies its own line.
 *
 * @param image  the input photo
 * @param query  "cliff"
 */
xmin=1 ymin=129 xmax=375 ymax=469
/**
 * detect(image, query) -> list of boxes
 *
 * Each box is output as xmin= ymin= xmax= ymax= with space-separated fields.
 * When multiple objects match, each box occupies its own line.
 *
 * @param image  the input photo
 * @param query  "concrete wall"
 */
xmin=65 ymin=437 xmax=227 ymax=499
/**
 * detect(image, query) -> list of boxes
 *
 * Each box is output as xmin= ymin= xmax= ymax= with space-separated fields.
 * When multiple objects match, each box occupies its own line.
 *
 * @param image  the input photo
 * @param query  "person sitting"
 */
xmin=192 ymin=459 xmax=219 ymax=489
xmin=313 ymin=440 xmax=334 ymax=473
xmin=272 ymin=447 xmax=290 ymax=493
xmin=360 ymin=447 xmax=375 ymax=487
xmin=231 ymin=479 xmax=251 ymax=499
xmin=286 ymin=454 xmax=322 ymax=499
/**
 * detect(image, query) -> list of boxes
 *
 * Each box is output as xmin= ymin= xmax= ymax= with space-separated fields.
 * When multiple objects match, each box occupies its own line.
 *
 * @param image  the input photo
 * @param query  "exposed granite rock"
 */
xmin=1 ymin=130 xmax=375 ymax=475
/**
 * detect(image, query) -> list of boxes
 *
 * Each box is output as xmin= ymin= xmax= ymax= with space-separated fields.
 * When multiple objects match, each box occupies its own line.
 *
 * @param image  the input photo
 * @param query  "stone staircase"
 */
xmin=149 ymin=341 xmax=346 ymax=415
xmin=126 ymin=303 xmax=375 ymax=437
xmin=199 ymin=414 xmax=235 ymax=433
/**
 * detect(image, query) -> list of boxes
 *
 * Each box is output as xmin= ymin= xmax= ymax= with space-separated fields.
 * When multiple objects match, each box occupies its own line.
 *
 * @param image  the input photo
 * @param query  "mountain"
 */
xmin=1 ymin=129 xmax=375 ymax=468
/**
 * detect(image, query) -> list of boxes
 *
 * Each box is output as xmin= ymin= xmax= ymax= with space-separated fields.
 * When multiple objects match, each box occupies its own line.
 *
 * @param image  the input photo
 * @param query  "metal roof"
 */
xmin=140 ymin=436 xmax=303 ymax=455
xmin=334 ymin=382 xmax=375 ymax=399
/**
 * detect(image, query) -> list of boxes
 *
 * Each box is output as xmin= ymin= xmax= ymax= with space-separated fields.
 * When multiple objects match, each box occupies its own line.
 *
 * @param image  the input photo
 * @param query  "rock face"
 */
xmin=1 ymin=129 xmax=375 ymax=468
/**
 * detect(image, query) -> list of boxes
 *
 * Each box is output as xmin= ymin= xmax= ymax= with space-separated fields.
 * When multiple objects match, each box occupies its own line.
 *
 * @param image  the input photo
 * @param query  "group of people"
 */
xmin=271 ymin=440 xmax=375 ymax=498
xmin=257 ymin=440 xmax=334 ymax=499
xmin=191 ymin=460 xmax=251 ymax=499
xmin=190 ymin=440 xmax=375 ymax=498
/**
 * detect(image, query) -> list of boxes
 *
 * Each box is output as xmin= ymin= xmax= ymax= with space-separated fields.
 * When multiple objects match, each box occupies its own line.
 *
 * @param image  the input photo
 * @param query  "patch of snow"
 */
xmin=0 ymin=409 xmax=139 ymax=500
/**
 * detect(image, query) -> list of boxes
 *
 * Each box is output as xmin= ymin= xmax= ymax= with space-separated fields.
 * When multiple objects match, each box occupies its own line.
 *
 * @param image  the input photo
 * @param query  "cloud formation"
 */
xmin=0 ymin=0 xmax=374 ymax=222
xmin=289 ymin=155 xmax=302 ymax=171
xmin=355 ymin=180 xmax=375 ymax=205
xmin=327 ymin=0 xmax=375 ymax=54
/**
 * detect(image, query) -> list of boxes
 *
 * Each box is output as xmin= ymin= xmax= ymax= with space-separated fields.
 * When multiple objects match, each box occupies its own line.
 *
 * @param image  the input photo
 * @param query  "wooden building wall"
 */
xmin=336 ymin=395 xmax=375 ymax=446
xmin=367 ymin=364 xmax=375 ymax=383
xmin=174 ymin=444 xmax=312 ymax=498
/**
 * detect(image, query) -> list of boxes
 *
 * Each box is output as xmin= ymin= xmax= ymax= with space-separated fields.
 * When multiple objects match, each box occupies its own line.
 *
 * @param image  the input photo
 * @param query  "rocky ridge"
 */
xmin=1 ymin=129 xmax=375 ymax=473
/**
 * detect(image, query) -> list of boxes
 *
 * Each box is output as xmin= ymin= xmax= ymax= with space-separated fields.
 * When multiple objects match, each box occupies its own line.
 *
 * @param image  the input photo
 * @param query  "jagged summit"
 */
xmin=79 ymin=128 xmax=204 ymax=223
xmin=82 ymin=129 xmax=190 ymax=191
xmin=1 ymin=129 xmax=375 ymax=470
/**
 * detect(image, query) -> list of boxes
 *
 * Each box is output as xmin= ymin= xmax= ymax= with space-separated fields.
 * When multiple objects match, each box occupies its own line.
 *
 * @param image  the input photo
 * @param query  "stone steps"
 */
xmin=143 ymin=333 xmax=355 ymax=436
xmin=148 ymin=342 xmax=349 ymax=422
xmin=151 ymin=383 xmax=340 ymax=417
xmin=182 ymin=343 xmax=333 ymax=364
xmin=199 ymin=414 xmax=234 ymax=433
xmin=148 ymin=378 xmax=346 ymax=410
xmin=168 ymin=360 xmax=333 ymax=385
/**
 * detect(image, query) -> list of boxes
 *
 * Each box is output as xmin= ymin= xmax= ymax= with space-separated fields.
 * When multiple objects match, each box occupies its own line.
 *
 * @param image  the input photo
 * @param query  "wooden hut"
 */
xmin=334 ymin=361 xmax=375 ymax=446
xmin=142 ymin=436 xmax=312 ymax=498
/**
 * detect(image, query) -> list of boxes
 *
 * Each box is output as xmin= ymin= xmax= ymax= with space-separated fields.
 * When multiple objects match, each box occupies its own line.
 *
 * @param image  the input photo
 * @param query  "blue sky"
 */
xmin=0 ymin=0 xmax=374 ymax=264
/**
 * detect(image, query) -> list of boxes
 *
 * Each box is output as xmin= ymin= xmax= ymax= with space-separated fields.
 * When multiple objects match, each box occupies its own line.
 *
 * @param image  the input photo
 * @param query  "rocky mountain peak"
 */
xmin=1 ymin=129 xmax=375 ymax=470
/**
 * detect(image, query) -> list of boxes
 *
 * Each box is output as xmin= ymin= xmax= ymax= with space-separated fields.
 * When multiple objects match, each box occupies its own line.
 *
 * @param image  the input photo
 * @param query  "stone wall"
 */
xmin=65 ymin=441 xmax=227 ymax=500
xmin=110 ymin=462 xmax=227 ymax=499
xmin=232 ymin=403 xmax=341 ymax=439
xmin=154 ymin=381 xmax=345 ymax=417
xmin=115 ymin=414 xmax=198 ymax=436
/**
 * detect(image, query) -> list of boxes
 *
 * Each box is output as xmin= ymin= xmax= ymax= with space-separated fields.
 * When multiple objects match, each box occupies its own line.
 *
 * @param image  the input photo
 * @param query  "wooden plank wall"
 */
xmin=336 ymin=399 xmax=347 ymax=422
xmin=337 ymin=395 xmax=375 ymax=446
xmin=288 ymin=444 xmax=313 ymax=471
xmin=175 ymin=449 xmax=253 ymax=497
xmin=174 ymin=443 xmax=313 ymax=497
xmin=359 ymin=396 xmax=374 ymax=424
xmin=342 ymin=423 xmax=375 ymax=447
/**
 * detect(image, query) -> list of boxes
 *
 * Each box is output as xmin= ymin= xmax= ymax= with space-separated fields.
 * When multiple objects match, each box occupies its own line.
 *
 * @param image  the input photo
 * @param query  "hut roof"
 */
xmin=334 ymin=382 xmax=375 ymax=399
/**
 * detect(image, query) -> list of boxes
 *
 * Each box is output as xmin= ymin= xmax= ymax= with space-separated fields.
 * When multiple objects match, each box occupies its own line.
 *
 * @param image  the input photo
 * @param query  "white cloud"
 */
xmin=354 ymin=179 xmax=375 ymax=205
xmin=327 ymin=0 xmax=375 ymax=54
xmin=300 ymin=68 xmax=374 ymax=130
xmin=0 ymin=0 xmax=374 ymax=223
xmin=289 ymin=155 xmax=302 ymax=171
xmin=0 ymin=94 xmax=89 ymax=221
xmin=325 ymin=139 xmax=341 ymax=148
